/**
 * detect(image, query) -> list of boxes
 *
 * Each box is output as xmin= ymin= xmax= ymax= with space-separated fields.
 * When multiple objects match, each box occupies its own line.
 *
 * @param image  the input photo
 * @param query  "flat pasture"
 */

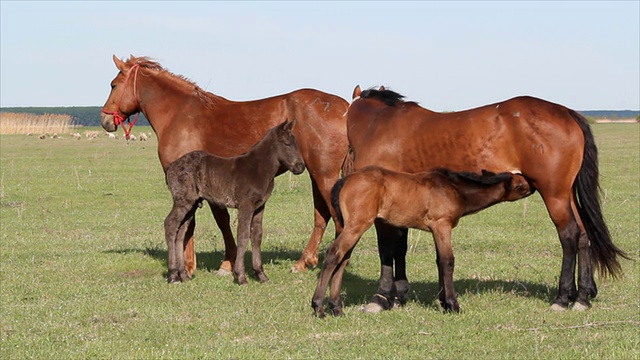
xmin=1 ymin=125 xmax=638 ymax=359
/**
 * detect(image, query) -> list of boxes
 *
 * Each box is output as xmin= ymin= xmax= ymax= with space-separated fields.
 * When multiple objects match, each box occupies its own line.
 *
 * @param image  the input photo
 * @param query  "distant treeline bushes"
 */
xmin=0 ymin=106 xmax=636 ymax=127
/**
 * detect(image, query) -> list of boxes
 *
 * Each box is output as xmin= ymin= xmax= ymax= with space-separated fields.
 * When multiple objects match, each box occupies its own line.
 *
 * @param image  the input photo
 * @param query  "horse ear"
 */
xmin=352 ymin=85 xmax=361 ymax=100
xmin=282 ymin=119 xmax=294 ymax=131
xmin=379 ymin=85 xmax=386 ymax=91
xmin=113 ymin=54 xmax=128 ymax=72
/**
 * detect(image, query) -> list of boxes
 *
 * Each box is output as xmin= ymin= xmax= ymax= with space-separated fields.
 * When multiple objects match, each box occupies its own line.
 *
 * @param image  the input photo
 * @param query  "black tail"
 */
xmin=331 ymin=178 xmax=346 ymax=227
xmin=571 ymin=110 xmax=631 ymax=278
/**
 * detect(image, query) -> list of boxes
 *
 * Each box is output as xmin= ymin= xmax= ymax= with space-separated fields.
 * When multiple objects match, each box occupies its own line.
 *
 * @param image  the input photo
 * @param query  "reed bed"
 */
xmin=0 ymin=112 xmax=77 ymax=135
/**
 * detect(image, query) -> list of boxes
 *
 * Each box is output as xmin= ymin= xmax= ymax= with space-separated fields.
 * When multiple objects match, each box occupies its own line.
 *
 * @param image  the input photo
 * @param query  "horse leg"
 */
xmin=392 ymin=228 xmax=410 ymax=308
xmin=233 ymin=206 xmax=253 ymax=285
xmin=165 ymin=203 xmax=192 ymax=283
xmin=250 ymin=205 xmax=269 ymax=283
xmin=164 ymin=207 xmax=180 ymax=283
xmin=183 ymin=228 xmax=196 ymax=277
xmin=209 ymin=203 xmax=237 ymax=276
xmin=175 ymin=216 xmax=194 ymax=282
xmin=292 ymin=181 xmax=333 ymax=272
xmin=362 ymin=222 xmax=402 ymax=313
xmin=327 ymin=248 xmax=354 ymax=317
xmin=568 ymin=199 xmax=598 ymax=311
xmin=543 ymin=195 xmax=581 ymax=311
xmin=312 ymin=228 xmax=362 ymax=317
xmin=432 ymin=224 xmax=459 ymax=312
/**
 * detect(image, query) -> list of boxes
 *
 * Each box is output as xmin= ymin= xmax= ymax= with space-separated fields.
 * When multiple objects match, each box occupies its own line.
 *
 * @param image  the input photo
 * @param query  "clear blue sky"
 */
xmin=1 ymin=1 xmax=638 ymax=111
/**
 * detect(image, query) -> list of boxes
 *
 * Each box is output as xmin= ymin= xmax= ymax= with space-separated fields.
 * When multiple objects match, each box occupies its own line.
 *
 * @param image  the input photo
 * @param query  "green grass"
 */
xmin=1 ymin=125 xmax=638 ymax=359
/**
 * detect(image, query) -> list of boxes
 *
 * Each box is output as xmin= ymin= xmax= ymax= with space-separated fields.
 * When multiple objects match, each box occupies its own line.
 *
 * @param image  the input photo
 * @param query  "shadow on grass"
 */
xmin=338 ymin=270 xmax=555 ymax=310
xmin=103 ymin=247 xmax=554 ymax=307
xmin=102 ymin=247 xmax=303 ymax=278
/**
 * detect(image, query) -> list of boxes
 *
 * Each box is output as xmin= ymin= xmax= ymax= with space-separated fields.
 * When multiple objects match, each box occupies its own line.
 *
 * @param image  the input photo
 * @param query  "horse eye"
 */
xmin=111 ymin=84 xmax=116 ymax=90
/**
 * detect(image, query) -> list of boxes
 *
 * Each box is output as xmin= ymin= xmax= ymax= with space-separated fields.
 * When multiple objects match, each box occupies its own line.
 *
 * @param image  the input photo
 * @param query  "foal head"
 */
xmin=272 ymin=120 xmax=305 ymax=175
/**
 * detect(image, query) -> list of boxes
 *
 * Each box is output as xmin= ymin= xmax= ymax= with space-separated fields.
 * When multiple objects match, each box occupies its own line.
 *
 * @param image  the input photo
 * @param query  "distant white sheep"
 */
xmin=139 ymin=133 xmax=148 ymax=141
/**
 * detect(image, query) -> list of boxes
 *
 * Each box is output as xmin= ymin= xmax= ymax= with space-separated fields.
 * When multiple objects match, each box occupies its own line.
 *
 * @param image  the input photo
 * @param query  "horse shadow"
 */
xmin=338 ymin=270 xmax=555 ymax=310
xmin=104 ymin=248 xmax=555 ymax=308
xmin=103 ymin=247 xmax=304 ymax=279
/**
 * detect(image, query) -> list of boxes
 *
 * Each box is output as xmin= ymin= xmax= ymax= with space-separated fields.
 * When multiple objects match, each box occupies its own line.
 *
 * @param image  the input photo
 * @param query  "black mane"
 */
xmin=360 ymin=88 xmax=408 ymax=107
xmin=435 ymin=168 xmax=512 ymax=186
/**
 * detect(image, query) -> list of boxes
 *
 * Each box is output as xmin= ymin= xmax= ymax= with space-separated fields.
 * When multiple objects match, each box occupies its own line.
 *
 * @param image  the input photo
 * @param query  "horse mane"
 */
xmin=435 ymin=168 xmax=512 ymax=186
xmin=360 ymin=88 xmax=415 ymax=107
xmin=124 ymin=55 xmax=221 ymax=108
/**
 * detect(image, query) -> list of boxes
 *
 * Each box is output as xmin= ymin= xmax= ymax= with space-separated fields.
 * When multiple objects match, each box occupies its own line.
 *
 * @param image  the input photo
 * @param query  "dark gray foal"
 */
xmin=164 ymin=120 xmax=305 ymax=284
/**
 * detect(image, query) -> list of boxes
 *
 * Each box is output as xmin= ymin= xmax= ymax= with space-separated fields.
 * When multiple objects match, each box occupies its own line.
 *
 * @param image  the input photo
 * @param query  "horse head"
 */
xmin=504 ymin=173 xmax=534 ymax=201
xmin=100 ymin=55 xmax=142 ymax=133
xmin=275 ymin=119 xmax=305 ymax=175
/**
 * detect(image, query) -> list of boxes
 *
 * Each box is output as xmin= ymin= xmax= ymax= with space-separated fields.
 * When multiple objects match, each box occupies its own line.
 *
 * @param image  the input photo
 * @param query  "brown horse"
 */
xmin=312 ymin=166 xmax=533 ymax=317
xmin=345 ymin=86 xmax=629 ymax=312
xmin=100 ymin=55 xmax=348 ymax=277
xmin=165 ymin=120 xmax=305 ymax=285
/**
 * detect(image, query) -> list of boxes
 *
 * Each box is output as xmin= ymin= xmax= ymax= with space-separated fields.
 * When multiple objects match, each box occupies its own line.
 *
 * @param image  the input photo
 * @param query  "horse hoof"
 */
xmin=290 ymin=262 xmax=307 ymax=273
xmin=549 ymin=303 xmax=568 ymax=312
xmin=361 ymin=302 xmax=385 ymax=314
xmin=572 ymin=302 xmax=590 ymax=311
xmin=216 ymin=268 xmax=233 ymax=277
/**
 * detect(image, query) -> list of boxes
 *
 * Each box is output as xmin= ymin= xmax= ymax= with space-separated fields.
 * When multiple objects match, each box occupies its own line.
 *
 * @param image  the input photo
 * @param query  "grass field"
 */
xmin=1 ymin=124 xmax=638 ymax=359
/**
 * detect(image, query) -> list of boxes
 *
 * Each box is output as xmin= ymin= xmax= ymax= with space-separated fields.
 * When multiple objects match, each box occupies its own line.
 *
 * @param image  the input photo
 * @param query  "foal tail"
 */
xmin=570 ymin=110 xmax=631 ymax=278
xmin=331 ymin=178 xmax=346 ymax=227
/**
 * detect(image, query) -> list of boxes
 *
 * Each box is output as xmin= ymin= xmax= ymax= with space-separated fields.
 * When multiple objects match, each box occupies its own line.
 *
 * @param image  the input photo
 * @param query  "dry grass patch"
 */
xmin=0 ymin=112 xmax=77 ymax=135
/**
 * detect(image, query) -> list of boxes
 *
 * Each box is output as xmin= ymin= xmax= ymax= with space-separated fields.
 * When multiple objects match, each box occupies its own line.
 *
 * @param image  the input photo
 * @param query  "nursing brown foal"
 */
xmin=312 ymin=166 xmax=533 ymax=317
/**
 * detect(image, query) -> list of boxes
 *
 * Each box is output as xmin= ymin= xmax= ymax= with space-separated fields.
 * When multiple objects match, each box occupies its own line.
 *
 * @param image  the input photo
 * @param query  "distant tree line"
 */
xmin=0 ymin=106 xmax=149 ymax=127
xmin=0 ymin=106 xmax=637 ymax=127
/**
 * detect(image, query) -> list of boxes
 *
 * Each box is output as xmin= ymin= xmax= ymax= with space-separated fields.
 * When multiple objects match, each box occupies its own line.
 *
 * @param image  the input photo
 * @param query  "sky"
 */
xmin=1 ymin=1 xmax=639 ymax=111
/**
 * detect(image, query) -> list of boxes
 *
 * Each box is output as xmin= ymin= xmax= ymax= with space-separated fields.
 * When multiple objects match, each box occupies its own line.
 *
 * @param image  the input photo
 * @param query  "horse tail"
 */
xmin=340 ymin=145 xmax=355 ymax=177
xmin=570 ymin=110 xmax=631 ymax=278
xmin=331 ymin=178 xmax=346 ymax=227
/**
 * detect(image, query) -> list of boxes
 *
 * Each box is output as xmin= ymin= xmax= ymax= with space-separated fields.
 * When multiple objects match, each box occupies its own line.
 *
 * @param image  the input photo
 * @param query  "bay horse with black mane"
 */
xmin=312 ymin=166 xmax=533 ymax=317
xmin=343 ymin=86 xmax=629 ymax=312
xmin=100 ymin=55 xmax=348 ymax=279
xmin=165 ymin=120 xmax=305 ymax=285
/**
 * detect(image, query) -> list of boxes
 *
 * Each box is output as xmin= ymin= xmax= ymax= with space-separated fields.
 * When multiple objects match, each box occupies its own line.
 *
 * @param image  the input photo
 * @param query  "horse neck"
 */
xmin=455 ymin=180 xmax=508 ymax=215
xmin=238 ymin=131 xmax=284 ymax=177
xmin=135 ymin=69 xmax=226 ymax=138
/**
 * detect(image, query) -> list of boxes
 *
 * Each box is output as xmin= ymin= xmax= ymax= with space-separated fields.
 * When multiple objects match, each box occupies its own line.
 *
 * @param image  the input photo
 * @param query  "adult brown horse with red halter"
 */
xmin=344 ymin=86 xmax=629 ymax=312
xmin=100 ymin=55 xmax=348 ymax=278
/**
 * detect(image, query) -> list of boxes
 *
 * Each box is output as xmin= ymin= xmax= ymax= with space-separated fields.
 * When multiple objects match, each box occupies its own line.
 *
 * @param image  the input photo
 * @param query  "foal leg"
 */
xmin=164 ymin=203 xmax=193 ymax=283
xmin=209 ymin=204 xmax=237 ymax=276
xmin=328 ymin=248 xmax=354 ymax=316
xmin=233 ymin=206 xmax=253 ymax=285
xmin=250 ymin=205 xmax=269 ymax=283
xmin=432 ymin=224 xmax=459 ymax=312
xmin=312 ymin=229 xmax=362 ymax=317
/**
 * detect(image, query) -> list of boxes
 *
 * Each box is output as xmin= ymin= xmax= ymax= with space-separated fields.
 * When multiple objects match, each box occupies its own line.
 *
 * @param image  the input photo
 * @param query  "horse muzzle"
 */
xmin=100 ymin=113 xmax=117 ymax=132
xmin=291 ymin=163 xmax=306 ymax=175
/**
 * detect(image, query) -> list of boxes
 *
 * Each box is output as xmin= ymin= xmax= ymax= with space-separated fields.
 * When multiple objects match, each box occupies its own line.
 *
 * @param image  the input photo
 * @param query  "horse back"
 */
xmin=347 ymin=96 xmax=585 ymax=187
xmin=159 ymin=89 xmax=348 ymax=177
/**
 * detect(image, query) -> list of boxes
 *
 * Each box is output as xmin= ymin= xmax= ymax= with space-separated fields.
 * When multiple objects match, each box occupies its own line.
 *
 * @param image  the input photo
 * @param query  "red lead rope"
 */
xmin=101 ymin=64 xmax=141 ymax=141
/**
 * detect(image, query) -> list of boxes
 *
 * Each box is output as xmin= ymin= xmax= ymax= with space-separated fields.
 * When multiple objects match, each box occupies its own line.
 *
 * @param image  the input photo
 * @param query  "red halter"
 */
xmin=101 ymin=64 xmax=141 ymax=140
